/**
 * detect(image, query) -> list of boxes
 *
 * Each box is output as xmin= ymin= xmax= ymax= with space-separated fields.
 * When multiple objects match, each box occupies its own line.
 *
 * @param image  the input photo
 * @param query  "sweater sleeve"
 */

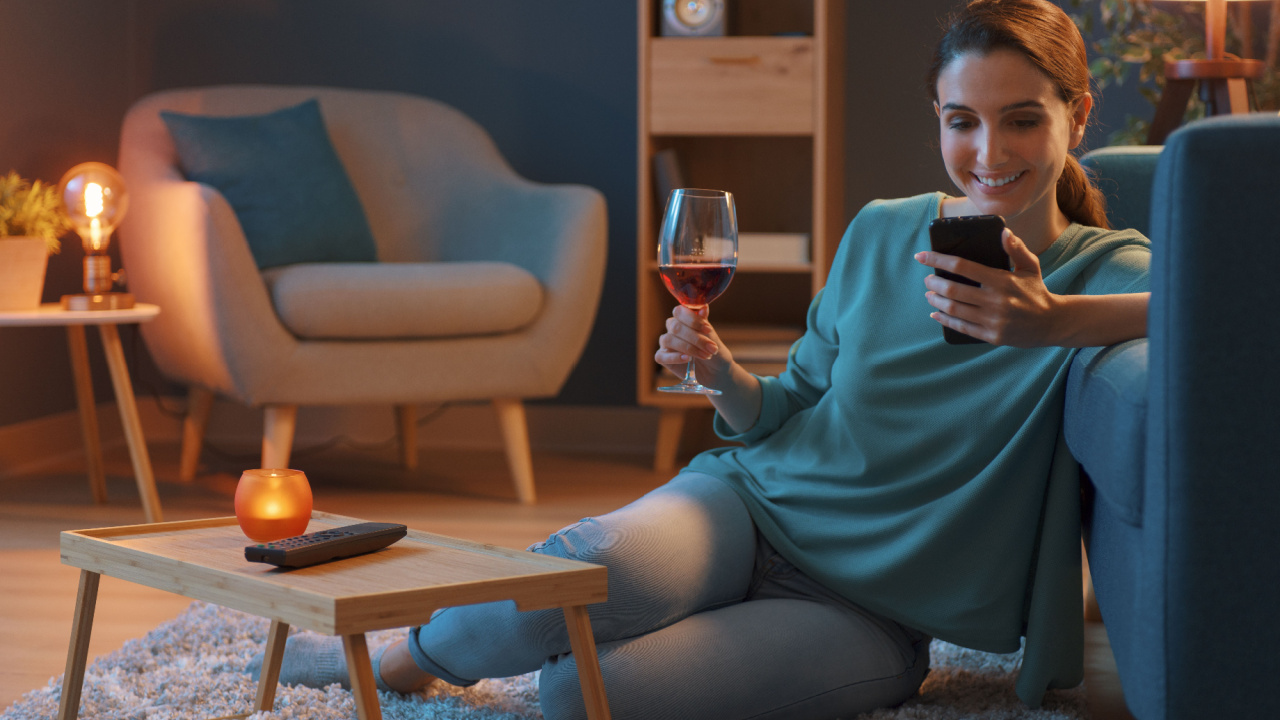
xmin=713 ymin=289 xmax=834 ymax=444
xmin=712 ymin=208 xmax=865 ymax=444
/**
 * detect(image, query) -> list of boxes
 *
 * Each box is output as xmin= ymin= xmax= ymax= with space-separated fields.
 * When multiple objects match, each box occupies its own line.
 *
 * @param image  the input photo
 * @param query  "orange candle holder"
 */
xmin=234 ymin=468 xmax=313 ymax=542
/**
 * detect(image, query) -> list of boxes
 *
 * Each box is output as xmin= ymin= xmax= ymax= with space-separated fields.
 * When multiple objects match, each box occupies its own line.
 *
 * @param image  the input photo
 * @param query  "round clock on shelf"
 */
xmin=661 ymin=0 xmax=726 ymax=37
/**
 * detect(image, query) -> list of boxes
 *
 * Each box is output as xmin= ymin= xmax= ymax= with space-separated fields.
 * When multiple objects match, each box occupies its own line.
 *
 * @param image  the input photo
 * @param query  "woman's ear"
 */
xmin=934 ymin=101 xmax=941 ymax=118
xmin=1068 ymin=94 xmax=1093 ymax=149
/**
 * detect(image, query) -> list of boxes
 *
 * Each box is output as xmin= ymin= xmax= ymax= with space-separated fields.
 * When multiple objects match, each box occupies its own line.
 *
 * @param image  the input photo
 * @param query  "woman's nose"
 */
xmin=977 ymin=127 xmax=1008 ymax=167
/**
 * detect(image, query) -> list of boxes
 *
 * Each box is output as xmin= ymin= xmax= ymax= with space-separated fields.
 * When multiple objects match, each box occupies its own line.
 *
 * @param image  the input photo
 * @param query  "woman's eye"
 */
xmin=1011 ymin=117 xmax=1040 ymax=128
xmin=947 ymin=119 xmax=974 ymax=130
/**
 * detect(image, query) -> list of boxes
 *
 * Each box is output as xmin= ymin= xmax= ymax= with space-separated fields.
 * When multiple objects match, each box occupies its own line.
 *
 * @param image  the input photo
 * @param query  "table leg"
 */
xmin=342 ymin=633 xmax=382 ymax=720
xmin=58 ymin=570 xmax=101 ymax=720
xmin=66 ymin=325 xmax=107 ymax=505
xmin=253 ymin=620 xmax=290 ymax=714
xmin=97 ymin=324 xmax=163 ymax=523
xmin=563 ymin=604 xmax=611 ymax=720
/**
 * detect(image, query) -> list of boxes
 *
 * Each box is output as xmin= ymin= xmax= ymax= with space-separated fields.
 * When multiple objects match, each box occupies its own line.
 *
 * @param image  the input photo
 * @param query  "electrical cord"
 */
xmin=127 ymin=327 xmax=451 ymax=463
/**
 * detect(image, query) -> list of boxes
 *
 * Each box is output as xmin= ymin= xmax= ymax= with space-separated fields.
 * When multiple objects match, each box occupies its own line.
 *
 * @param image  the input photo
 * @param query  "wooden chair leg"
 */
xmin=58 ymin=570 xmax=100 ymax=720
xmin=342 ymin=633 xmax=383 ymax=720
xmin=493 ymin=398 xmax=536 ymax=504
xmin=1083 ymin=539 xmax=1102 ymax=622
xmin=396 ymin=405 xmax=418 ymax=470
xmin=66 ymin=325 xmax=107 ymax=504
xmin=653 ymin=408 xmax=685 ymax=475
xmin=261 ymin=405 xmax=298 ymax=470
xmin=254 ymin=620 xmax=290 ymax=714
xmin=179 ymin=386 xmax=214 ymax=483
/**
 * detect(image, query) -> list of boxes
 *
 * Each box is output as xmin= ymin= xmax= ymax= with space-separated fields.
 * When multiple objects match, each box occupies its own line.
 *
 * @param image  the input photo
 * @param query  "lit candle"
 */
xmin=234 ymin=468 xmax=313 ymax=542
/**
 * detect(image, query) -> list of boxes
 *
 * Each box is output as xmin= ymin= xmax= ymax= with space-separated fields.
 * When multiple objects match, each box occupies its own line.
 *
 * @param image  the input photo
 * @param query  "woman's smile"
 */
xmin=972 ymin=170 xmax=1027 ymax=192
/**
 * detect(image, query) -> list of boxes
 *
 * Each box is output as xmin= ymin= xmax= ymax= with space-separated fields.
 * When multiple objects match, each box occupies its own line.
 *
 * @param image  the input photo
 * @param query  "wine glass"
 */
xmin=657 ymin=188 xmax=737 ymax=395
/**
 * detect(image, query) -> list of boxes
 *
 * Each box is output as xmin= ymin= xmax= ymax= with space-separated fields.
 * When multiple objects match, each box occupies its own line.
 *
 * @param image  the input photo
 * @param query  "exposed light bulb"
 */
xmin=58 ymin=162 xmax=134 ymax=310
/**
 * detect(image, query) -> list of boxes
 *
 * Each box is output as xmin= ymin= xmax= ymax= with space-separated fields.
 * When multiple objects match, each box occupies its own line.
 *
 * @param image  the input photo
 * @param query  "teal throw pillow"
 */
xmin=161 ymin=98 xmax=378 ymax=269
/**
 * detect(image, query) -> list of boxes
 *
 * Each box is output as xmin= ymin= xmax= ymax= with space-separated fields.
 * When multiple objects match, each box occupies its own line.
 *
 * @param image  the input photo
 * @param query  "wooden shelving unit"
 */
xmin=636 ymin=0 xmax=846 ymax=472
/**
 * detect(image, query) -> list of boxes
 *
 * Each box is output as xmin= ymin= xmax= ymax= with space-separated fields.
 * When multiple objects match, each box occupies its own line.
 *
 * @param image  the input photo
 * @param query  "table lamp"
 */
xmin=58 ymin=162 xmax=133 ymax=311
xmin=1147 ymin=0 xmax=1267 ymax=143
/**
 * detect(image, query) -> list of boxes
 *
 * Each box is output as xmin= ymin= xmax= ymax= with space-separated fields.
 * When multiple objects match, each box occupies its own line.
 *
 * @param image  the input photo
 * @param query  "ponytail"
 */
xmin=1056 ymin=154 xmax=1110 ymax=229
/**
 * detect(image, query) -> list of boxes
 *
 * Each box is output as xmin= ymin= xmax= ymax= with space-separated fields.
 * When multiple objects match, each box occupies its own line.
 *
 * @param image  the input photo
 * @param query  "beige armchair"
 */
xmin=117 ymin=85 xmax=607 ymax=503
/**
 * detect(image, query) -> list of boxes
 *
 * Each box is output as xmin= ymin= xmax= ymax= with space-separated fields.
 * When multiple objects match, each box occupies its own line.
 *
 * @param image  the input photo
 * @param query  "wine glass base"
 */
xmin=658 ymin=384 xmax=722 ymax=396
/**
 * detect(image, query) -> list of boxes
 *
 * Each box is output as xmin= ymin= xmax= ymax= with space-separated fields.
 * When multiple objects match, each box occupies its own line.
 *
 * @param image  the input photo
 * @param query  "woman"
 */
xmin=257 ymin=1 xmax=1151 ymax=717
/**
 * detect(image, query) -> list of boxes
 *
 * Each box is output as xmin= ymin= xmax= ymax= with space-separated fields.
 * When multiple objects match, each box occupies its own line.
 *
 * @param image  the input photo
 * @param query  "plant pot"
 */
xmin=0 ymin=237 xmax=50 ymax=311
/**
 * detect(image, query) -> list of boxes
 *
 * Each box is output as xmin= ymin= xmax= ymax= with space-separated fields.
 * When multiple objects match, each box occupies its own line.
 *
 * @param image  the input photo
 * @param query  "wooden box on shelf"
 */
xmin=636 ymin=0 xmax=846 ymax=472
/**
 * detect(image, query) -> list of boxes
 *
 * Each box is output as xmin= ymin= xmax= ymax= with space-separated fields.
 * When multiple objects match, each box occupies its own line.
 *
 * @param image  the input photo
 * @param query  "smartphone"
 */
xmin=927 ymin=214 xmax=1010 ymax=345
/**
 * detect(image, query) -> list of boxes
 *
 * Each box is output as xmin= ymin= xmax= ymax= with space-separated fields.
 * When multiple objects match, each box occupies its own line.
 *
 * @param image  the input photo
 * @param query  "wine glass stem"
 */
xmin=682 ymin=360 xmax=697 ymax=387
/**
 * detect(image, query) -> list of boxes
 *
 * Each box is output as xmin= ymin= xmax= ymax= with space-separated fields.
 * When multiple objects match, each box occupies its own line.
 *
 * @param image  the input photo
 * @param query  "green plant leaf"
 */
xmin=0 ymin=170 xmax=68 ymax=253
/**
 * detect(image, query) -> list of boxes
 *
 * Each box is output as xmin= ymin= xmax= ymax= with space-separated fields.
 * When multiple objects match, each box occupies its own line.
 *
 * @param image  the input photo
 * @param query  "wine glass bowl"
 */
xmin=657 ymin=188 xmax=737 ymax=395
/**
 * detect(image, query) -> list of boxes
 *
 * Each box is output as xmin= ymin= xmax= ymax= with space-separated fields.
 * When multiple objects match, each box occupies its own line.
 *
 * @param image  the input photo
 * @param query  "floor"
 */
xmin=0 ymin=436 xmax=1133 ymax=718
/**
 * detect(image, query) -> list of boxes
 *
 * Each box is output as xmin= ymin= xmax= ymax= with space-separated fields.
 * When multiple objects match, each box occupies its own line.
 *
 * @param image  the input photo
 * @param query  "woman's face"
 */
xmin=934 ymin=49 xmax=1089 ymax=230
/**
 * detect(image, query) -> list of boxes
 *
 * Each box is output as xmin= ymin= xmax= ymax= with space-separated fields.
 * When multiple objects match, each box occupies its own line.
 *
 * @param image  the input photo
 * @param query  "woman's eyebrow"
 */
xmin=939 ymin=100 xmax=1046 ymax=113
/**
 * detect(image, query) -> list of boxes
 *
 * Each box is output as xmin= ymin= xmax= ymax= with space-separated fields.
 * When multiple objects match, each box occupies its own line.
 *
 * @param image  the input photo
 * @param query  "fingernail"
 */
xmin=914 ymin=252 xmax=927 ymax=262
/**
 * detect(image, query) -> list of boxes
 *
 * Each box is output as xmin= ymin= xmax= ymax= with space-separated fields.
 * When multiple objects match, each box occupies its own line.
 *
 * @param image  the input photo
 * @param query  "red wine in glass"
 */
xmin=658 ymin=263 xmax=735 ymax=308
xmin=657 ymin=189 xmax=737 ymax=395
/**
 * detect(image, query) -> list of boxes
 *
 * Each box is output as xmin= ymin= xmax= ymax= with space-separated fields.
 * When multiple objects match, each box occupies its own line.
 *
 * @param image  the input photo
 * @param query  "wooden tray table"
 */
xmin=58 ymin=511 xmax=611 ymax=719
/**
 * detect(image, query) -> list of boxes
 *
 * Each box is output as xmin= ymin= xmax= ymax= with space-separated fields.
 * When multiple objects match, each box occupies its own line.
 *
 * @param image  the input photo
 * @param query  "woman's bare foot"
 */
xmin=377 ymin=639 xmax=439 ymax=693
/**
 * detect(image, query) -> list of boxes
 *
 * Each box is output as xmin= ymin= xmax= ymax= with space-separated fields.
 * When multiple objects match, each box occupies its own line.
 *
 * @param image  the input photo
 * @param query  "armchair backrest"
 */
xmin=118 ymin=84 xmax=523 ymax=264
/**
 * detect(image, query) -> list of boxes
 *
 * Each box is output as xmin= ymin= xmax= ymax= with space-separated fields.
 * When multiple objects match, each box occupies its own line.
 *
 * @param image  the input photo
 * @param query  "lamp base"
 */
xmin=61 ymin=292 xmax=135 ymax=311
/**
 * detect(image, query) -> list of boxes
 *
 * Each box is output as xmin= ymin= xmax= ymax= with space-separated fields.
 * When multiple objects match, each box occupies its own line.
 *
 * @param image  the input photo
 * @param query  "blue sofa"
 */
xmin=1066 ymin=113 xmax=1280 ymax=720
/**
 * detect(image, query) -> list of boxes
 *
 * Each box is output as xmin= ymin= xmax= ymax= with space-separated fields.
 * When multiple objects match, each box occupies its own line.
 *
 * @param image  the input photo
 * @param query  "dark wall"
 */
xmin=1 ymin=0 xmax=984 ymax=429
xmin=0 ymin=1 xmax=134 ymax=427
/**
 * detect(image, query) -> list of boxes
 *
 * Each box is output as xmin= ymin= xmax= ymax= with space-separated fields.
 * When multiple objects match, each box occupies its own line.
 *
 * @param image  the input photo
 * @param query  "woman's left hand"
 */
xmin=914 ymin=228 xmax=1061 ymax=347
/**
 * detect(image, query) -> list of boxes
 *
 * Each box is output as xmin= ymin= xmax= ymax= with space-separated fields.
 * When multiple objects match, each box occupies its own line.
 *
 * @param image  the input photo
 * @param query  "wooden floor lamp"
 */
xmin=1147 ymin=0 xmax=1267 ymax=144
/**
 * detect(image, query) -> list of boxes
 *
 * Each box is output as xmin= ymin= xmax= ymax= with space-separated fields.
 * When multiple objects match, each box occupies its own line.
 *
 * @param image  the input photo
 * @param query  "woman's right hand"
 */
xmin=655 ymin=305 xmax=736 ymax=391
xmin=656 ymin=304 xmax=764 ymax=434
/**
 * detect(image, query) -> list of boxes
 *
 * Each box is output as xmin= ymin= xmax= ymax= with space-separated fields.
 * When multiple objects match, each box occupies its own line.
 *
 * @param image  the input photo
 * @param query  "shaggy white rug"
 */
xmin=2 ymin=602 xmax=1088 ymax=720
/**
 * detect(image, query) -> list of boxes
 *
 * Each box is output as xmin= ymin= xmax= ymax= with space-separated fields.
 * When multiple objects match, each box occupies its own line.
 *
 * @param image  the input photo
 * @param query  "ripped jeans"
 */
xmin=405 ymin=472 xmax=930 ymax=720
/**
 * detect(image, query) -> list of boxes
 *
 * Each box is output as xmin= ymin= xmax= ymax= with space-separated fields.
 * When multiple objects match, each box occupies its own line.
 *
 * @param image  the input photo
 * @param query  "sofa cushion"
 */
xmin=1064 ymin=340 xmax=1148 ymax=526
xmin=161 ymin=99 xmax=378 ymax=269
xmin=261 ymin=261 xmax=543 ymax=340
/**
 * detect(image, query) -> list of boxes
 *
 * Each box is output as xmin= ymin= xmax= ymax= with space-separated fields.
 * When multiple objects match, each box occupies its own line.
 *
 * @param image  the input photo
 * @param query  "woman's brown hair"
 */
xmin=926 ymin=0 xmax=1110 ymax=229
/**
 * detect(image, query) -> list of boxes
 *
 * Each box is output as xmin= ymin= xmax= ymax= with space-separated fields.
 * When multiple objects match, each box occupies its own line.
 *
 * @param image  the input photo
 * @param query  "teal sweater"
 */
xmin=684 ymin=193 xmax=1151 ymax=706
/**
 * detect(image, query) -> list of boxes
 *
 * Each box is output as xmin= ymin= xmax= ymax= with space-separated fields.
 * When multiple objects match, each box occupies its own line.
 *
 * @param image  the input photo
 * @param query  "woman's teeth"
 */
xmin=975 ymin=172 xmax=1024 ymax=188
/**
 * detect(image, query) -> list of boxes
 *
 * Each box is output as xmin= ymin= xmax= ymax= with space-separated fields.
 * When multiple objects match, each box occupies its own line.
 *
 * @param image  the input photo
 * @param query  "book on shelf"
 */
xmin=717 ymin=324 xmax=805 ymax=344
xmin=717 ymin=323 xmax=803 ymax=368
xmin=738 ymin=232 xmax=810 ymax=268
xmin=740 ymin=361 xmax=789 ymax=377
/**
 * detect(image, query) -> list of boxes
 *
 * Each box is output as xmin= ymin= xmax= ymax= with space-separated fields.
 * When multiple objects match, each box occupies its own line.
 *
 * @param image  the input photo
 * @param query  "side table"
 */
xmin=59 ymin=511 xmax=612 ymax=720
xmin=0 ymin=303 xmax=163 ymax=522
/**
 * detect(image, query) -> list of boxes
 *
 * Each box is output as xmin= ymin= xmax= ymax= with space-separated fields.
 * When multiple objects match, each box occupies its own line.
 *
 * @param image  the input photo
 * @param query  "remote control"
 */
xmin=244 ymin=522 xmax=408 ymax=568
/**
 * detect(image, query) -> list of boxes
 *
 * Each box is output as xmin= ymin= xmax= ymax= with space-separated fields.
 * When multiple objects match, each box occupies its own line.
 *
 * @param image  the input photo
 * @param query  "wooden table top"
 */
xmin=60 ymin=510 xmax=607 ymax=635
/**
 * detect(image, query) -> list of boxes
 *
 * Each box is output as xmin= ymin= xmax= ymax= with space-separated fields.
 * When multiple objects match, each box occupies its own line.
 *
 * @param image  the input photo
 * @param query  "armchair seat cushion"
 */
xmin=262 ymin=261 xmax=543 ymax=340
xmin=1064 ymin=339 xmax=1148 ymax=526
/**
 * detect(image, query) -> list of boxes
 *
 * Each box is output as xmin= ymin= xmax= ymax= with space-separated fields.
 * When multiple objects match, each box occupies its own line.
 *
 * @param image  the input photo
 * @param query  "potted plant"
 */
xmin=0 ymin=170 xmax=70 ymax=310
